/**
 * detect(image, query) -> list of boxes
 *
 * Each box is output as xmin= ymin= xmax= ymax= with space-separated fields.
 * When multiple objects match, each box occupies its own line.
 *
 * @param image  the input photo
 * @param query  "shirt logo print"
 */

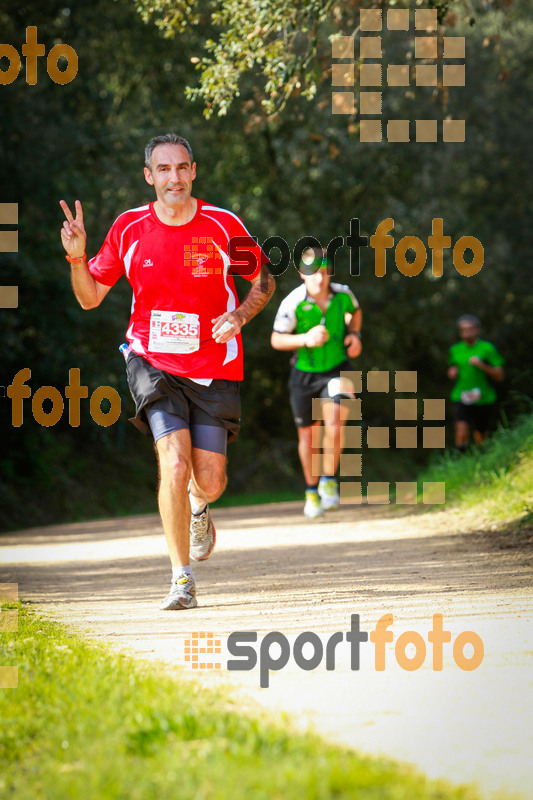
xmin=142 ymin=258 xmax=154 ymax=267
xmin=184 ymin=236 xmax=224 ymax=277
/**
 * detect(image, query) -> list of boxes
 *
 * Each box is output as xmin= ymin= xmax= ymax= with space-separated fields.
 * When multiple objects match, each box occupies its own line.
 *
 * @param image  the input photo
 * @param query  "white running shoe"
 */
xmin=190 ymin=505 xmax=216 ymax=561
xmin=160 ymin=573 xmax=198 ymax=610
xmin=318 ymin=478 xmax=340 ymax=510
xmin=303 ymin=490 xmax=324 ymax=519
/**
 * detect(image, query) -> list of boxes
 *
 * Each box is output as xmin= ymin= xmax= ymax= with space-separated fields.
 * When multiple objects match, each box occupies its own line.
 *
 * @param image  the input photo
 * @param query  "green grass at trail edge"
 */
xmin=420 ymin=413 xmax=533 ymax=524
xmin=1 ymin=607 xmax=483 ymax=800
xmin=212 ymin=487 xmax=302 ymax=508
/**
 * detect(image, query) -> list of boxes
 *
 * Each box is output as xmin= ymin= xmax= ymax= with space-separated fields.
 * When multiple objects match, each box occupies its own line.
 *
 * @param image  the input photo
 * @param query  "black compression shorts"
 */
xmin=288 ymin=360 xmax=355 ymax=428
xmin=145 ymin=404 xmax=228 ymax=454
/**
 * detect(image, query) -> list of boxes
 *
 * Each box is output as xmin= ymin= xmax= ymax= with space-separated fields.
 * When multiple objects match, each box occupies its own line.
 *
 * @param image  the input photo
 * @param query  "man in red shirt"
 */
xmin=60 ymin=133 xmax=274 ymax=610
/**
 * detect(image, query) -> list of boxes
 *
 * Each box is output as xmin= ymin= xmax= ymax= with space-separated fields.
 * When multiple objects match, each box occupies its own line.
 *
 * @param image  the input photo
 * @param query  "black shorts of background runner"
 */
xmin=289 ymin=360 xmax=354 ymax=428
xmin=126 ymin=352 xmax=241 ymax=442
xmin=452 ymin=402 xmax=495 ymax=435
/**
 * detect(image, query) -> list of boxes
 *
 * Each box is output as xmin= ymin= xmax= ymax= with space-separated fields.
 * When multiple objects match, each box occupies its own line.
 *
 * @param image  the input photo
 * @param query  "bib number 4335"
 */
xmin=161 ymin=320 xmax=199 ymax=338
xmin=149 ymin=310 xmax=200 ymax=354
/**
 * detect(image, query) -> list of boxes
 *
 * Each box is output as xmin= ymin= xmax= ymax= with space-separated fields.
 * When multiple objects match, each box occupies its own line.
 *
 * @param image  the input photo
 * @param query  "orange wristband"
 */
xmin=65 ymin=253 xmax=87 ymax=263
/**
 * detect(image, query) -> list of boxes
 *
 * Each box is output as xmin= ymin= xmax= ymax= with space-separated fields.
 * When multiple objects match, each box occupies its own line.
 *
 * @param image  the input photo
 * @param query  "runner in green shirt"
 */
xmin=448 ymin=314 xmax=505 ymax=450
xmin=271 ymin=247 xmax=362 ymax=518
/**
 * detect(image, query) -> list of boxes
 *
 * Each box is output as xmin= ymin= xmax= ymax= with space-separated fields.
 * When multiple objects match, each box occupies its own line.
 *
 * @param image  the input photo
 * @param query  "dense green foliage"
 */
xmin=421 ymin=412 xmax=533 ymax=522
xmin=0 ymin=606 xmax=483 ymax=799
xmin=0 ymin=0 xmax=531 ymax=530
xmin=133 ymin=0 xmax=505 ymax=118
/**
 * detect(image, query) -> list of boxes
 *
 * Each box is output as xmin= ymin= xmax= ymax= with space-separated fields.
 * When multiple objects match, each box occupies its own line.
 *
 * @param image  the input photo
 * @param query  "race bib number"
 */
xmin=148 ymin=310 xmax=200 ymax=354
xmin=461 ymin=388 xmax=481 ymax=405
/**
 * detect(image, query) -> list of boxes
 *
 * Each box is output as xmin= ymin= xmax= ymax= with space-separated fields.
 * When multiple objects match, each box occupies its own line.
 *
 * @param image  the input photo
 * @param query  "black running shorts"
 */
xmin=126 ymin=352 xmax=241 ymax=444
xmin=289 ymin=360 xmax=355 ymax=428
xmin=452 ymin=401 xmax=494 ymax=435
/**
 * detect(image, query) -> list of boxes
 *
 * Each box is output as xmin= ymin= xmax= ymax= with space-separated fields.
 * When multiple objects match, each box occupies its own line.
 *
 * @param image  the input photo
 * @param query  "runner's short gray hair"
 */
xmin=144 ymin=134 xmax=194 ymax=170
xmin=457 ymin=314 xmax=481 ymax=328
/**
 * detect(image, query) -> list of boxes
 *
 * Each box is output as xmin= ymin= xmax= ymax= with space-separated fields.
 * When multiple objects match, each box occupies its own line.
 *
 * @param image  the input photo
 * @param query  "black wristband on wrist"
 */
xmin=350 ymin=330 xmax=361 ymax=340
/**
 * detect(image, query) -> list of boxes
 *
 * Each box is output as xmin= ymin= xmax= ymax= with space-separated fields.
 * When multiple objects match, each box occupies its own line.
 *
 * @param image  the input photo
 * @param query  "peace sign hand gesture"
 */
xmin=60 ymin=199 xmax=86 ymax=258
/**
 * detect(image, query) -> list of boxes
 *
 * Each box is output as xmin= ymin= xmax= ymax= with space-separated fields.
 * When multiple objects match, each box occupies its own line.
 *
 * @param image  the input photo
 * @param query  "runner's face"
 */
xmin=459 ymin=323 xmax=480 ymax=344
xmin=144 ymin=144 xmax=196 ymax=207
xmin=301 ymin=267 xmax=330 ymax=297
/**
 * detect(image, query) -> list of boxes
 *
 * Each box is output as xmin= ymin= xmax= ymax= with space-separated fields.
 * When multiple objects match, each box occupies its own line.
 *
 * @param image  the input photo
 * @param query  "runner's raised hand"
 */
xmin=344 ymin=331 xmax=362 ymax=358
xmin=304 ymin=324 xmax=329 ymax=348
xmin=60 ymin=199 xmax=86 ymax=258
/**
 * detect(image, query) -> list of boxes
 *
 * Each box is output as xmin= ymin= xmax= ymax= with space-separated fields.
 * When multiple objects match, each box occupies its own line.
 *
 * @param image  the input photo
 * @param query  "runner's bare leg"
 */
xmin=190 ymin=448 xmax=227 ymax=508
xmin=455 ymin=421 xmax=469 ymax=448
xmin=321 ymin=400 xmax=350 ymax=476
xmin=297 ymin=422 xmax=321 ymax=485
xmin=155 ymin=428 xmax=193 ymax=566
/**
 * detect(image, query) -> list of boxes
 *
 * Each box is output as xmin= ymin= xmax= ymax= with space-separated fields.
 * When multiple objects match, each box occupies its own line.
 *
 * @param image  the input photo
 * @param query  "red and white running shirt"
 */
xmin=88 ymin=200 xmax=268 ymax=380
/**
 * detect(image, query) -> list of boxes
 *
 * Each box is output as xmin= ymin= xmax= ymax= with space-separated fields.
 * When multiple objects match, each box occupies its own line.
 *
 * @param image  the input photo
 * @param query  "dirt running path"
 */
xmin=1 ymin=502 xmax=532 ymax=799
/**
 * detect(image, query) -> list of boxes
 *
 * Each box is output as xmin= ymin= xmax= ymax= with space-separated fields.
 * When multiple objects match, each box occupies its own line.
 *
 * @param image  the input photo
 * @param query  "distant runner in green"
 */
xmin=448 ymin=314 xmax=505 ymax=451
xmin=271 ymin=247 xmax=362 ymax=518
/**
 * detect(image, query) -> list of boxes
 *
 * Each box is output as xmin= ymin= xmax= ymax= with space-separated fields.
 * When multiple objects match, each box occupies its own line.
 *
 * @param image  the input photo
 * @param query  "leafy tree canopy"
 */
xmin=133 ymin=0 xmax=513 ymax=117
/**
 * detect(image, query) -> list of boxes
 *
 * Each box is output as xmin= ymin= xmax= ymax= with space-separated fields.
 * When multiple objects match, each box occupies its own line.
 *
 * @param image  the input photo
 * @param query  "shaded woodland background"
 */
xmin=0 ymin=0 xmax=531 ymax=530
